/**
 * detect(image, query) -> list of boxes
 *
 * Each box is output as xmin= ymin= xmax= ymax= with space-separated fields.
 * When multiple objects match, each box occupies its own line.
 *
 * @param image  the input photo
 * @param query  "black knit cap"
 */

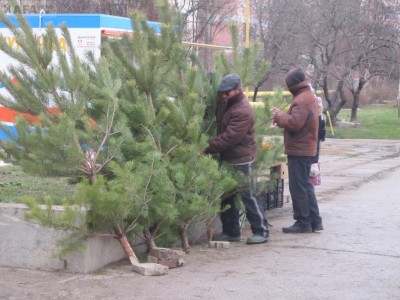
xmin=285 ymin=68 xmax=306 ymax=89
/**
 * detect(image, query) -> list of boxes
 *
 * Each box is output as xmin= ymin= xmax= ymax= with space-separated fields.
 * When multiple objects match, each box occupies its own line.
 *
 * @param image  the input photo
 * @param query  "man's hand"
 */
xmin=271 ymin=107 xmax=281 ymax=118
xmin=271 ymin=107 xmax=280 ymax=127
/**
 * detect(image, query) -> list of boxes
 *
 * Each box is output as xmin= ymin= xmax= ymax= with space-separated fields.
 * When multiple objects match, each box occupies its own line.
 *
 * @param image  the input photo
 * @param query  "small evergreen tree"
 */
xmin=0 ymin=10 xmax=122 ymax=184
xmin=0 ymin=1 xmax=236 ymax=259
xmin=0 ymin=0 xmax=284 ymax=264
xmin=0 ymin=7 xmax=143 ymax=262
xmin=104 ymin=4 xmax=236 ymax=252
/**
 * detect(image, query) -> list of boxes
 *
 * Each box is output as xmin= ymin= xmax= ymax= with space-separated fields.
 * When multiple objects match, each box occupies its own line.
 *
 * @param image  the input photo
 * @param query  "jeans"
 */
xmin=287 ymin=155 xmax=322 ymax=227
xmin=220 ymin=163 xmax=269 ymax=237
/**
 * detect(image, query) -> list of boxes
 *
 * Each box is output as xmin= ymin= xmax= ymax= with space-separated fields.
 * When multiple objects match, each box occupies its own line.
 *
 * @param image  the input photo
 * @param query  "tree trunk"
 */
xmin=323 ymin=76 xmax=331 ymax=107
xmin=253 ymin=73 xmax=269 ymax=102
xmin=115 ymin=226 xmax=139 ymax=264
xmin=351 ymin=92 xmax=360 ymax=121
xmin=144 ymin=228 xmax=157 ymax=250
xmin=206 ymin=219 xmax=213 ymax=241
xmin=178 ymin=223 xmax=190 ymax=254
xmin=333 ymin=80 xmax=348 ymax=123
xmin=89 ymin=172 xmax=96 ymax=185
xmin=146 ymin=91 xmax=156 ymax=121
xmin=351 ymin=78 xmax=366 ymax=122
xmin=322 ymin=75 xmax=335 ymax=122
xmin=327 ymin=90 xmax=339 ymax=126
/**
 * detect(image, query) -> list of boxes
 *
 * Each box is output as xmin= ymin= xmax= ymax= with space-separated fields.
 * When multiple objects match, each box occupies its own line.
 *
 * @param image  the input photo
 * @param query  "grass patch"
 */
xmin=0 ymin=165 xmax=75 ymax=205
xmin=327 ymin=106 xmax=400 ymax=139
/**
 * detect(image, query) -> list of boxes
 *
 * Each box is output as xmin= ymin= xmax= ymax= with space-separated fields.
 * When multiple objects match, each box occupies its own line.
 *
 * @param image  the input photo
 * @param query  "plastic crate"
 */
xmin=257 ymin=179 xmax=284 ymax=210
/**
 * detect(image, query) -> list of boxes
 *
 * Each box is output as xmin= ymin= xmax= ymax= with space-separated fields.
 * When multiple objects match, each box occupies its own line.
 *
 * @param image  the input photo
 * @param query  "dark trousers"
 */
xmin=287 ymin=155 xmax=322 ymax=227
xmin=220 ymin=163 xmax=268 ymax=237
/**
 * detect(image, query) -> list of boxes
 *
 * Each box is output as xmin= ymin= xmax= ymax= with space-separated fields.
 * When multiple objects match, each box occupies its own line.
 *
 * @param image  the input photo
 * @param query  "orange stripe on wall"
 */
xmin=0 ymin=107 xmax=60 ymax=124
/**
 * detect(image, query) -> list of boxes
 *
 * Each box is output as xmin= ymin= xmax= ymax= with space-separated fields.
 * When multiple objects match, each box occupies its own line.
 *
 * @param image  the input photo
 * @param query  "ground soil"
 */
xmin=1 ymin=138 xmax=399 ymax=300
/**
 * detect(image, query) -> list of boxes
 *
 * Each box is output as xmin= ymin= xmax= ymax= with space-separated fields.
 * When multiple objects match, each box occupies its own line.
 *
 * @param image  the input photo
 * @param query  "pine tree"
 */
xmin=0 ymin=7 xmax=143 ymax=263
xmin=0 ymin=10 xmax=122 ymax=184
xmin=0 ymin=1 xmax=236 ymax=260
xmin=0 ymin=0 xmax=284 ymax=265
xmin=104 ymin=4 xmax=236 ymax=252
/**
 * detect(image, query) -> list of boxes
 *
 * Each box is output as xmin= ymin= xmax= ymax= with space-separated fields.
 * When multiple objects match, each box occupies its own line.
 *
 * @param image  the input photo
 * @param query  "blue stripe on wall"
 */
xmin=0 ymin=124 xmax=17 ymax=141
xmin=0 ymin=14 xmax=161 ymax=33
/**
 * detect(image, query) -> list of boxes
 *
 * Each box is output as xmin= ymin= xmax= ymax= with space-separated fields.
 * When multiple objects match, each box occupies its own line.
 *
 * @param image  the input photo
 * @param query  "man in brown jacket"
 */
xmin=205 ymin=73 xmax=269 ymax=244
xmin=272 ymin=68 xmax=323 ymax=233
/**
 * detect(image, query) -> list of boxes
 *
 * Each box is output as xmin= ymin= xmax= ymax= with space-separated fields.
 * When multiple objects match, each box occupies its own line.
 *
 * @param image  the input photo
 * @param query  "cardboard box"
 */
xmin=271 ymin=163 xmax=288 ymax=179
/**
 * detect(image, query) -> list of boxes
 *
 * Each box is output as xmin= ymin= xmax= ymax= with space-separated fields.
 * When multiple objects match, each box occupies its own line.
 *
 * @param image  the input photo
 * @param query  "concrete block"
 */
xmin=186 ymin=217 xmax=222 ymax=245
xmin=0 ymin=202 xmax=224 ymax=273
xmin=0 ymin=203 xmax=127 ymax=273
xmin=65 ymin=235 xmax=127 ymax=273
xmin=208 ymin=241 xmax=230 ymax=249
xmin=131 ymin=263 xmax=168 ymax=276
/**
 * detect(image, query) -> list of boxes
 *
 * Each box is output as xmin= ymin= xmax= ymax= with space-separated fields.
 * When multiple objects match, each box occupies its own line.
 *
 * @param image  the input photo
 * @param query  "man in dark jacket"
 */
xmin=272 ymin=68 xmax=323 ymax=233
xmin=205 ymin=73 xmax=269 ymax=244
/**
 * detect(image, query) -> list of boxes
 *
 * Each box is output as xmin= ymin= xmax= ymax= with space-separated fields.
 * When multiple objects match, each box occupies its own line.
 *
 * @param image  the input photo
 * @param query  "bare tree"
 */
xmin=339 ymin=0 xmax=400 ymax=121
xmin=251 ymin=0 xmax=307 ymax=98
xmin=254 ymin=0 xmax=400 ymax=123
xmin=170 ymin=0 xmax=238 ymax=71
xmin=308 ymin=0 xmax=400 ymax=122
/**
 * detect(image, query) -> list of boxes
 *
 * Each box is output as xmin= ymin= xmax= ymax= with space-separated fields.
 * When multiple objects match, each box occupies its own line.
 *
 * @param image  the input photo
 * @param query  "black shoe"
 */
xmin=312 ymin=223 xmax=324 ymax=232
xmin=282 ymin=223 xmax=312 ymax=233
xmin=212 ymin=233 xmax=241 ymax=242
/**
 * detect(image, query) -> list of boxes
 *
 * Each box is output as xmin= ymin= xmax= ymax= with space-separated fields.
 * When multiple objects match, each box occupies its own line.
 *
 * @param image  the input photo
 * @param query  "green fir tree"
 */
xmin=104 ymin=4 xmax=236 ymax=252
xmin=0 ymin=6 xmax=143 ymax=262
xmin=0 ymin=0 xmax=284 ymax=264
xmin=0 ymin=1 xmax=236 ymax=260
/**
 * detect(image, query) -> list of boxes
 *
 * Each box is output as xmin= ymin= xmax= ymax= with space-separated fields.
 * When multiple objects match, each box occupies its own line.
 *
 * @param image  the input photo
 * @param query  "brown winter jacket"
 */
xmin=206 ymin=91 xmax=257 ymax=164
xmin=273 ymin=81 xmax=318 ymax=157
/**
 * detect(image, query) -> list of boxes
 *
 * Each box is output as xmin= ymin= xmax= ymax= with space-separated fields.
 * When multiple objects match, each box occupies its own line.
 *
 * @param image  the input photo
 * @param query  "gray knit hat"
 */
xmin=218 ymin=73 xmax=242 ymax=92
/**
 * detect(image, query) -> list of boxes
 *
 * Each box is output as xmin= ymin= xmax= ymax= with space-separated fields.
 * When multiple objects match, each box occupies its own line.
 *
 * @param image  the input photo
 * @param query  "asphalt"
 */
xmin=1 ymin=138 xmax=400 ymax=300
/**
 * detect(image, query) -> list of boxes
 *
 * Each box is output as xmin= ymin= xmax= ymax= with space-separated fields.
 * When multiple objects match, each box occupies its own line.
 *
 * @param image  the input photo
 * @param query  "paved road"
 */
xmin=1 ymin=139 xmax=400 ymax=300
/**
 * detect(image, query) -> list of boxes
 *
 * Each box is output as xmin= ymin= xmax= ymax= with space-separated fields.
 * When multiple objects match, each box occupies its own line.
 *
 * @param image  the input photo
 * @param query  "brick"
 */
xmin=147 ymin=248 xmax=186 ymax=269
xmin=147 ymin=256 xmax=185 ymax=269
xmin=208 ymin=241 xmax=230 ymax=249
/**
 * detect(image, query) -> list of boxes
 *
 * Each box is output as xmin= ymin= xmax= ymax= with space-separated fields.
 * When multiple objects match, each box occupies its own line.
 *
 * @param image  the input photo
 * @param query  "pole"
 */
xmin=245 ymin=0 xmax=250 ymax=48
xmin=326 ymin=111 xmax=335 ymax=136
xmin=245 ymin=0 xmax=250 ymax=97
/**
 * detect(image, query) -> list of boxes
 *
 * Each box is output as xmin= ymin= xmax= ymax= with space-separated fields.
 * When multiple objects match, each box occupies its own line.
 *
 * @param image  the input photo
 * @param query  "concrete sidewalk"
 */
xmin=0 ymin=139 xmax=399 ymax=300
